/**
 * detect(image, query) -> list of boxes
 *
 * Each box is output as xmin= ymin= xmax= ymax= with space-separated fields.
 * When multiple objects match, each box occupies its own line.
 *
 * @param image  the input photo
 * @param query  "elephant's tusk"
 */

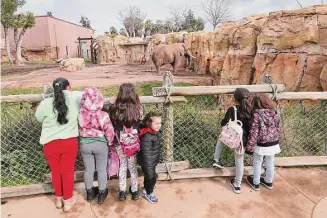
xmin=190 ymin=55 xmax=196 ymax=59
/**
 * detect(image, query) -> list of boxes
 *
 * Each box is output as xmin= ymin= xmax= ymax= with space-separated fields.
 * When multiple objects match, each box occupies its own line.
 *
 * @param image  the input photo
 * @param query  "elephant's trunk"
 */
xmin=185 ymin=55 xmax=190 ymax=67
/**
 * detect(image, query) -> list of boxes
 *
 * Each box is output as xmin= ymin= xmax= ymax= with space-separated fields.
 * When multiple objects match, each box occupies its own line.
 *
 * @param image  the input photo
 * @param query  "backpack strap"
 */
xmin=232 ymin=106 xmax=238 ymax=121
xmin=115 ymin=132 xmax=121 ymax=145
xmin=232 ymin=106 xmax=243 ymax=127
xmin=235 ymin=137 xmax=244 ymax=155
xmin=233 ymin=106 xmax=244 ymax=155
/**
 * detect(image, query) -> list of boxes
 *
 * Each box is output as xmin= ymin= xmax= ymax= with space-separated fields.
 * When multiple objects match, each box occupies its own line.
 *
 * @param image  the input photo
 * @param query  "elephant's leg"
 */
xmin=156 ymin=65 xmax=161 ymax=75
xmin=172 ymin=63 xmax=177 ymax=74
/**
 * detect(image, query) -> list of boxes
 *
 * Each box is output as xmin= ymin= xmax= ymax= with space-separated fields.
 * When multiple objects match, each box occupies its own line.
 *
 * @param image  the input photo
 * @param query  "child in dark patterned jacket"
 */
xmin=246 ymin=94 xmax=281 ymax=191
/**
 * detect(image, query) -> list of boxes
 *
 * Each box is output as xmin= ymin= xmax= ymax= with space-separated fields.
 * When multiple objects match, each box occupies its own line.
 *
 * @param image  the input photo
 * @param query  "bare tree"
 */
xmin=118 ymin=6 xmax=146 ymax=37
xmin=202 ymin=0 xmax=232 ymax=30
xmin=168 ymin=5 xmax=188 ymax=32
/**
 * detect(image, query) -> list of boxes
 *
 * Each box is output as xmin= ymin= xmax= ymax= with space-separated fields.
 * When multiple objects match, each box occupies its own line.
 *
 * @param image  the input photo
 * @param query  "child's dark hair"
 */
xmin=234 ymin=88 xmax=253 ymax=120
xmin=253 ymin=93 xmax=277 ymax=111
xmin=52 ymin=77 xmax=70 ymax=125
xmin=109 ymin=83 xmax=141 ymax=127
xmin=143 ymin=111 xmax=162 ymax=127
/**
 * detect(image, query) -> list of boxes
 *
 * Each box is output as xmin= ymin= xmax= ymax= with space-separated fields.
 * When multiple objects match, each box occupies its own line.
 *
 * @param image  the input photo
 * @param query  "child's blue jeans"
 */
xmin=214 ymin=140 xmax=244 ymax=187
xmin=253 ymin=152 xmax=275 ymax=185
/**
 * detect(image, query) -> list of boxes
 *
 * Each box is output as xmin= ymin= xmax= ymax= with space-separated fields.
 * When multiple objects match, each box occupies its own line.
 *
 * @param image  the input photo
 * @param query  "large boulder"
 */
xmin=59 ymin=58 xmax=85 ymax=71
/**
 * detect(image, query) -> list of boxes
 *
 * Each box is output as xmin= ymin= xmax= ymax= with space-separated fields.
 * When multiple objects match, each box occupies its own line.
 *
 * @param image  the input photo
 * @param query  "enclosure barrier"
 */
xmin=1 ymin=81 xmax=327 ymax=198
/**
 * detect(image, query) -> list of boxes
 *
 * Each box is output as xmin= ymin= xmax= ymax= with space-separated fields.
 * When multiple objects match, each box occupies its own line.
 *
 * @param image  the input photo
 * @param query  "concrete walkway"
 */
xmin=2 ymin=167 xmax=327 ymax=218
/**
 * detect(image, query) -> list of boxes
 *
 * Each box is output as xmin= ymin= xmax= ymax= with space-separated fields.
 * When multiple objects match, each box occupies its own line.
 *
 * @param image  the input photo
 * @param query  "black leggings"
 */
xmin=142 ymin=166 xmax=156 ymax=194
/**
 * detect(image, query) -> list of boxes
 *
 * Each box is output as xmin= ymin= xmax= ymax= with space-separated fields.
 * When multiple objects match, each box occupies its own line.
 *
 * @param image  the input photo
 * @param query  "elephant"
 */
xmin=151 ymin=43 xmax=196 ymax=74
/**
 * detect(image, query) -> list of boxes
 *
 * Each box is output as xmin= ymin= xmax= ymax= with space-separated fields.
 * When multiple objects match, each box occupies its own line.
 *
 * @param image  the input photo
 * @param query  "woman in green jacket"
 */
xmin=35 ymin=77 xmax=82 ymax=212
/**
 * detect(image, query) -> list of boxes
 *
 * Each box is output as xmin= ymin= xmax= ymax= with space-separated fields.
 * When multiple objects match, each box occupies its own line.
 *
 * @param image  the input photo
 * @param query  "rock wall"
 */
xmin=186 ymin=5 xmax=327 ymax=91
xmin=1 ymin=47 xmax=57 ymax=62
xmin=95 ymin=35 xmax=148 ymax=65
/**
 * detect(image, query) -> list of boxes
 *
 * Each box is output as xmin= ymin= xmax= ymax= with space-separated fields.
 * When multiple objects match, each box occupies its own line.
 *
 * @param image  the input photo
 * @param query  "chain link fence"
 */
xmin=1 ymin=95 xmax=327 ymax=187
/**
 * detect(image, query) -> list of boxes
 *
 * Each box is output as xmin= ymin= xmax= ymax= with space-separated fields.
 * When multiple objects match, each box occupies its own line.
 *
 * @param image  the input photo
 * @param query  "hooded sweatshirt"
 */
xmin=246 ymin=109 xmax=281 ymax=152
xmin=78 ymin=87 xmax=114 ymax=145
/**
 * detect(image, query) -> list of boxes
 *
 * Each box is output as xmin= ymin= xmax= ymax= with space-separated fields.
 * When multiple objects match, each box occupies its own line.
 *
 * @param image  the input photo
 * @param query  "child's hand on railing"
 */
xmin=30 ymin=102 xmax=39 ymax=110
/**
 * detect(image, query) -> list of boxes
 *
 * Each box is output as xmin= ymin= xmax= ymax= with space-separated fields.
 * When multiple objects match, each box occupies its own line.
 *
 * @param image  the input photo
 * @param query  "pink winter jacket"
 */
xmin=78 ymin=87 xmax=114 ymax=145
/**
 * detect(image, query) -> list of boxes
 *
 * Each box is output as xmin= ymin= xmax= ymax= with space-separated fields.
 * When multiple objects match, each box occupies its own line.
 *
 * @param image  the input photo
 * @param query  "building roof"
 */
xmin=35 ymin=15 xmax=95 ymax=32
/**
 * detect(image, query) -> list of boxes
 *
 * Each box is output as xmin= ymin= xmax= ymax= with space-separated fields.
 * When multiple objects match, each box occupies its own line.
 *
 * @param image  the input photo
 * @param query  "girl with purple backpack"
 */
xmin=108 ymin=83 xmax=143 ymax=201
xmin=79 ymin=87 xmax=115 ymax=204
xmin=246 ymin=94 xmax=281 ymax=191
xmin=213 ymin=88 xmax=253 ymax=194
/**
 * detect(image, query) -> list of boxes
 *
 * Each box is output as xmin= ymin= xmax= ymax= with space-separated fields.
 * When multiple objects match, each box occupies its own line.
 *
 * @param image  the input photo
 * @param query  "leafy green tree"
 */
xmin=118 ymin=28 xmax=128 ymax=36
xmin=1 ymin=0 xmax=26 ymax=64
xmin=1 ymin=0 xmax=35 ymax=65
xmin=80 ymin=16 xmax=91 ymax=28
xmin=144 ymin=20 xmax=153 ymax=36
xmin=182 ymin=9 xmax=205 ymax=32
xmin=109 ymin=26 xmax=118 ymax=35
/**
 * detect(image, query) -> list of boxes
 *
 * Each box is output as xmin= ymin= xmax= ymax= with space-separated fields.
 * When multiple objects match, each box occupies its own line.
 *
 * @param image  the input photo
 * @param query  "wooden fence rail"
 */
xmin=0 ymin=95 xmax=187 ymax=104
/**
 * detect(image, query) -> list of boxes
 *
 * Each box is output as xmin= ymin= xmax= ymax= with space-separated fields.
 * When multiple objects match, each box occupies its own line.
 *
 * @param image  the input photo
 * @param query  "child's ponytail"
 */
xmin=52 ymin=77 xmax=70 ymax=125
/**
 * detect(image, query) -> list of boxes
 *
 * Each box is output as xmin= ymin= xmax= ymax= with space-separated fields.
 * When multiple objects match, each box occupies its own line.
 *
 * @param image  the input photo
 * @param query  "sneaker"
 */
xmin=55 ymin=196 xmax=63 ymax=209
xmin=260 ymin=178 xmax=273 ymax=190
xmin=142 ymin=187 xmax=147 ymax=195
xmin=246 ymin=176 xmax=260 ymax=191
xmin=213 ymin=160 xmax=224 ymax=169
xmin=144 ymin=193 xmax=158 ymax=204
xmin=63 ymin=196 xmax=76 ymax=213
xmin=230 ymin=179 xmax=241 ymax=194
xmin=119 ymin=191 xmax=126 ymax=201
xmin=129 ymin=187 xmax=139 ymax=200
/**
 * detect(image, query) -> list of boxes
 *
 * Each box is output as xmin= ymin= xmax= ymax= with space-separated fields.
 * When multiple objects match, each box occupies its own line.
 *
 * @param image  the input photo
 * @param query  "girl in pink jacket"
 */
xmin=79 ymin=87 xmax=114 ymax=204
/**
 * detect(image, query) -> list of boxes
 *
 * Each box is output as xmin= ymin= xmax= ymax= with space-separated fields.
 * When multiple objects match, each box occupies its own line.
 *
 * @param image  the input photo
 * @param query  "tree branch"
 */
xmin=202 ymin=0 xmax=232 ymax=30
xmin=295 ymin=0 xmax=303 ymax=8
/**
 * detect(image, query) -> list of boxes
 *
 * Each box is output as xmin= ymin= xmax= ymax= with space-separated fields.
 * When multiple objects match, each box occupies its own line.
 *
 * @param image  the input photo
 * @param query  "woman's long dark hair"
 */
xmin=234 ymin=88 xmax=253 ymax=120
xmin=253 ymin=93 xmax=277 ymax=111
xmin=52 ymin=77 xmax=70 ymax=125
xmin=109 ymin=83 xmax=141 ymax=128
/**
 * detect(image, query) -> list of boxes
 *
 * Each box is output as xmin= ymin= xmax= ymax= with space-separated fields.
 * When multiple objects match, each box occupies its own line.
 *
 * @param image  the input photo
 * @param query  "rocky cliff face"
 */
xmin=96 ymin=5 xmax=327 ymax=91
xmin=95 ymin=35 xmax=147 ymax=65
xmin=185 ymin=5 xmax=327 ymax=91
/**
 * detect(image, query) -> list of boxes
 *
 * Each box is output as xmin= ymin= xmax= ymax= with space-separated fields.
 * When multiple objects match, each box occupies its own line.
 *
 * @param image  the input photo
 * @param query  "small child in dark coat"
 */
xmin=137 ymin=111 xmax=162 ymax=204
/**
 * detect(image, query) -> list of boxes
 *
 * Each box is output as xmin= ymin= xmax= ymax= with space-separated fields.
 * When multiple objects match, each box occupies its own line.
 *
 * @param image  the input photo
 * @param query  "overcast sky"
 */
xmin=19 ymin=0 xmax=322 ymax=35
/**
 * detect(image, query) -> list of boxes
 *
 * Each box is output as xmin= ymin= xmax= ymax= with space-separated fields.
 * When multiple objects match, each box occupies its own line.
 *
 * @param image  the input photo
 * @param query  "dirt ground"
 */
xmin=1 ymin=167 xmax=327 ymax=218
xmin=1 ymin=64 xmax=213 ymax=89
